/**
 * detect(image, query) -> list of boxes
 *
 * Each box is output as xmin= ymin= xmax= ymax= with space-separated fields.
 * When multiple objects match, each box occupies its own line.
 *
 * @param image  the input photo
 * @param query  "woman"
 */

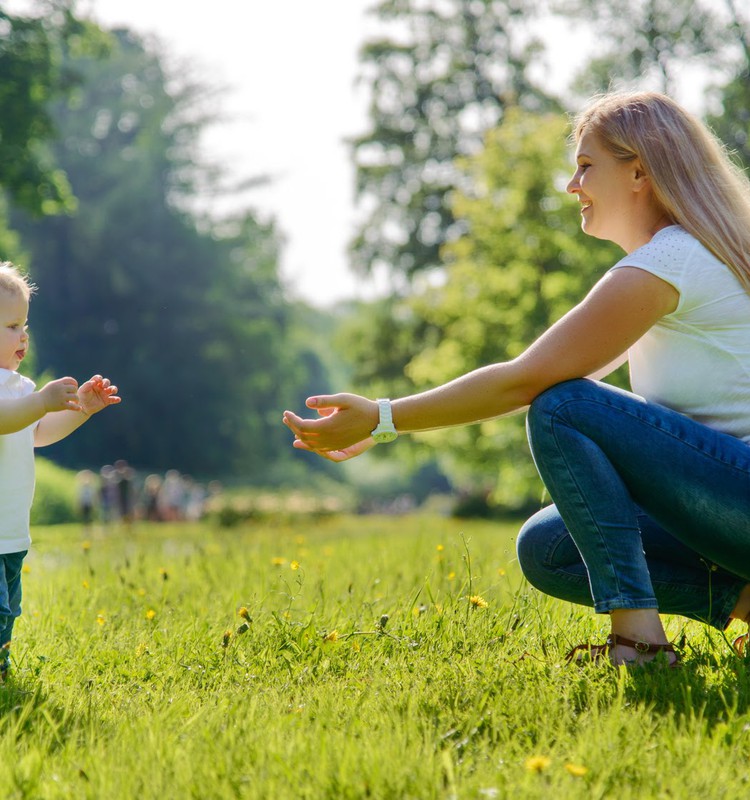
xmin=283 ymin=92 xmax=750 ymax=667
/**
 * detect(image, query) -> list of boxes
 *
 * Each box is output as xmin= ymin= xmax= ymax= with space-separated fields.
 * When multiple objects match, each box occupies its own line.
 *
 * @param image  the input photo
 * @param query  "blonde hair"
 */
xmin=0 ymin=262 xmax=35 ymax=301
xmin=573 ymin=91 xmax=750 ymax=293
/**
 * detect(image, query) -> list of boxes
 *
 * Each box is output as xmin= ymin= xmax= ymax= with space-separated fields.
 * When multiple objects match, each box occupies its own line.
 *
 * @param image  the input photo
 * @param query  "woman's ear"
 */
xmin=632 ymin=161 xmax=650 ymax=192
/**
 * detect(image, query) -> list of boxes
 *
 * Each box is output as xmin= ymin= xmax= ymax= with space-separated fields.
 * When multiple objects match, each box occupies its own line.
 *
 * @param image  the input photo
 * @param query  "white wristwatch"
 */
xmin=370 ymin=398 xmax=399 ymax=444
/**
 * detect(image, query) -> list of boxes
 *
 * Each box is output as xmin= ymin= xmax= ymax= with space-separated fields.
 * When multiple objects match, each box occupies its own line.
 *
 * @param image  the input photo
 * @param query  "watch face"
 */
xmin=373 ymin=430 xmax=398 ymax=444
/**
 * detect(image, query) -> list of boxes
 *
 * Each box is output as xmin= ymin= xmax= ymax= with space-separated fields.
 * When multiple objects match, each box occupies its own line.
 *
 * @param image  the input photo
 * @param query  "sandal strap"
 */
xmin=566 ymin=634 xmax=676 ymax=663
xmin=565 ymin=641 xmax=611 ymax=662
xmin=609 ymin=634 xmax=675 ymax=654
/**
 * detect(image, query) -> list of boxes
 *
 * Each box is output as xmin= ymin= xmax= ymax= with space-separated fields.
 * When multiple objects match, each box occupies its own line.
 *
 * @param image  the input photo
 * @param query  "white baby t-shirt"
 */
xmin=0 ymin=369 xmax=37 ymax=554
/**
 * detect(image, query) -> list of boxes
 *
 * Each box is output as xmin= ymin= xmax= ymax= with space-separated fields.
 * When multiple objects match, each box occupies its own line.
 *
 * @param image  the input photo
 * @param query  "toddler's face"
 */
xmin=0 ymin=290 xmax=29 ymax=371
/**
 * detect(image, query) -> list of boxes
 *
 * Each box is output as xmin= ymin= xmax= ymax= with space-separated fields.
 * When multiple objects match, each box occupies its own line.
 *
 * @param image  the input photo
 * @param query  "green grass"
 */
xmin=2 ymin=514 xmax=750 ymax=799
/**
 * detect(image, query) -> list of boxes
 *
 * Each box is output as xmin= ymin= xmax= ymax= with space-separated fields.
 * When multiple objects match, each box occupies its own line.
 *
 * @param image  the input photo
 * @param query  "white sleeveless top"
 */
xmin=611 ymin=225 xmax=750 ymax=443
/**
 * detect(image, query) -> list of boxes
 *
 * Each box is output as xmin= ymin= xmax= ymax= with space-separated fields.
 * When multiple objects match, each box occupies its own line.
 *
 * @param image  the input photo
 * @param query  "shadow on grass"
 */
xmin=0 ymin=674 xmax=80 ymax=753
xmin=625 ymin=649 xmax=750 ymax=725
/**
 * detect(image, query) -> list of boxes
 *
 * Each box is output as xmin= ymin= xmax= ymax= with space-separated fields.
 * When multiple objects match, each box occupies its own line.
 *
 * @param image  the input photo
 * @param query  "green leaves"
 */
xmin=0 ymin=5 xmax=106 ymax=216
xmin=352 ymin=0 xmax=556 ymax=280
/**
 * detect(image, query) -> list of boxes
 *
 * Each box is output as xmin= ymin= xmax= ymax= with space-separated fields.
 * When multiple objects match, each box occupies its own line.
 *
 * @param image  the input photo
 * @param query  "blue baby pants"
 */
xmin=0 ymin=551 xmax=27 ymax=674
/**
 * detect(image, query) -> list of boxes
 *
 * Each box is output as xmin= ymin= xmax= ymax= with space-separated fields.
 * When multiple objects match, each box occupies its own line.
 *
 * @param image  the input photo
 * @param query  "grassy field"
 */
xmin=2 ymin=512 xmax=750 ymax=799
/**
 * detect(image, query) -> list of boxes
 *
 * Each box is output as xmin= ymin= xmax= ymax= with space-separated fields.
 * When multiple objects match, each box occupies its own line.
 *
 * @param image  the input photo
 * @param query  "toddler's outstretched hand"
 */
xmin=39 ymin=377 xmax=81 ymax=412
xmin=78 ymin=375 xmax=121 ymax=416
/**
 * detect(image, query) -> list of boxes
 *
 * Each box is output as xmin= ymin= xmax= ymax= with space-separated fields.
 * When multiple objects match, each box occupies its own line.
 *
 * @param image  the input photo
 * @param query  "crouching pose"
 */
xmin=284 ymin=92 xmax=750 ymax=667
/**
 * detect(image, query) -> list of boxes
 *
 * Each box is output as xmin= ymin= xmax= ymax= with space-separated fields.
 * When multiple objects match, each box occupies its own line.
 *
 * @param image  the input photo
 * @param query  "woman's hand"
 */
xmin=283 ymin=393 xmax=379 ymax=460
xmin=291 ymin=436 xmax=376 ymax=463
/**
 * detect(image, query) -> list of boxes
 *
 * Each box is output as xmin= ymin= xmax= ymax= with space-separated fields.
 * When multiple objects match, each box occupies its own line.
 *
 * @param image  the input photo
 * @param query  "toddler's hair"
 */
xmin=0 ymin=262 xmax=36 ymax=301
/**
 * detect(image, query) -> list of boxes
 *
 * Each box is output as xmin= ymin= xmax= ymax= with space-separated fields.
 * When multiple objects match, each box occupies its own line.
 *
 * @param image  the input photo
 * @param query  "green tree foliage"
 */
xmin=341 ymin=0 xmax=561 ymax=477
xmin=400 ymin=109 xmax=621 ymax=508
xmin=11 ymin=28 xmax=312 ymax=479
xmin=557 ymin=0 xmax=738 ymax=97
xmin=335 ymin=295 xmax=438 ymax=400
xmin=350 ymin=0 xmax=557 ymax=283
xmin=705 ymin=4 xmax=750 ymax=169
xmin=0 ymin=1 xmax=106 ymax=216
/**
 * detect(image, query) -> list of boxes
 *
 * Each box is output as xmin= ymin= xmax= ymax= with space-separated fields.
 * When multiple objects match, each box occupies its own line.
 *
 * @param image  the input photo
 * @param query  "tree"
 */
xmin=556 ymin=0 xmax=739 ymax=98
xmin=705 ymin=2 xmax=750 ymax=169
xmin=340 ymin=0 xmax=560 ymax=461
xmin=0 ymin=1 xmax=107 ymax=215
xmin=350 ymin=0 xmax=557 ymax=285
xmin=401 ymin=109 xmax=621 ymax=508
xmin=11 ymin=27 xmax=311 ymax=479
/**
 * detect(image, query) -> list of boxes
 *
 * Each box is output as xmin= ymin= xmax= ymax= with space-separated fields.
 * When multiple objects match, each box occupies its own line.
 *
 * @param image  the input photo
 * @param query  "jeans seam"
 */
xmin=548 ymin=403 xmax=631 ymax=610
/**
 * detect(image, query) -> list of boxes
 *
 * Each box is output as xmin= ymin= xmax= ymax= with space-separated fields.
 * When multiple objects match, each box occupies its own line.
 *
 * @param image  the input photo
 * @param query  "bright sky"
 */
xmin=78 ymin=0 xmax=380 ymax=308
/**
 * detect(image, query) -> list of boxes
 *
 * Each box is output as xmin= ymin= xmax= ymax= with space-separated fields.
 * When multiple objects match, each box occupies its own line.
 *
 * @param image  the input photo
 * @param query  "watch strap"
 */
xmin=371 ymin=398 xmax=398 ymax=443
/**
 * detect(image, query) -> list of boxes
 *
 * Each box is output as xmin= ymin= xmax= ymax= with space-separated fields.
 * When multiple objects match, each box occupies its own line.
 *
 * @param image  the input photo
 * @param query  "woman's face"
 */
xmin=566 ymin=130 xmax=645 ymax=252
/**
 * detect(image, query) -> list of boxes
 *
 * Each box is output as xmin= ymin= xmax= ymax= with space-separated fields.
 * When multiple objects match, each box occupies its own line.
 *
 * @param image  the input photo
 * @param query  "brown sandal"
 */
xmin=566 ymin=634 xmax=679 ymax=667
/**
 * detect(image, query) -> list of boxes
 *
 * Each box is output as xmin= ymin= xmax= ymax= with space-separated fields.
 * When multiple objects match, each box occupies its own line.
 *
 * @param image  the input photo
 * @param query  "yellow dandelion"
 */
xmin=238 ymin=606 xmax=251 ymax=621
xmin=497 ymin=568 xmax=506 ymax=577
xmin=236 ymin=622 xmax=250 ymax=635
xmin=135 ymin=643 xmax=150 ymax=657
xmin=222 ymin=630 xmax=233 ymax=648
xmin=525 ymin=755 xmax=551 ymax=773
xmin=351 ymin=639 xmax=361 ymax=652
xmin=290 ymin=560 xmax=300 ymax=571
xmin=564 ymin=763 xmax=588 ymax=777
xmin=82 ymin=580 xmax=90 ymax=589
xmin=137 ymin=588 xmax=146 ymax=597
xmin=436 ymin=544 xmax=444 ymax=552
xmin=271 ymin=557 xmax=287 ymax=566
xmin=323 ymin=630 xmax=339 ymax=643
xmin=447 ymin=571 xmax=456 ymax=581
xmin=294 ymin=535 xmax=306 ymax=545
xmin=96 ymin=613 xmax=106 ymax=626
xmin=145 ymin=609 xmax=156 ymax=621
xmin=469 ymin=594 xmax=489 ymax=609
xmin=159 ymin=567 xmax=169 ymax=581
xmin=81 ymin=541 xmax=91 ymax=552
xmin=22 ymin=564 xmax=31 ymax=574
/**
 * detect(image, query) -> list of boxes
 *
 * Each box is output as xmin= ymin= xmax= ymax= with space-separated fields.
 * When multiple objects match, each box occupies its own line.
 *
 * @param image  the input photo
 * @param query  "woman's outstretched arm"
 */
xmin=283 ymin=266 xmax=678 ymax=460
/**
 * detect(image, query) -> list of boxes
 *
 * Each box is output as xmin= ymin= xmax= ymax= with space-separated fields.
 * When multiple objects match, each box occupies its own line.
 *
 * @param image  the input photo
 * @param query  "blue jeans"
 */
xmin=0 ymin=551 xmax=27 ymax=671
xmin=516 ymin=380 xmax=750 ymax=629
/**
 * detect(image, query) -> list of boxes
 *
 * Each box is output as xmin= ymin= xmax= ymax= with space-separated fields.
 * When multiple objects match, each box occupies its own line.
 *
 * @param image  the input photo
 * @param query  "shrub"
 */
xmin=31 ymin=457 xmax=78 ymax=525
